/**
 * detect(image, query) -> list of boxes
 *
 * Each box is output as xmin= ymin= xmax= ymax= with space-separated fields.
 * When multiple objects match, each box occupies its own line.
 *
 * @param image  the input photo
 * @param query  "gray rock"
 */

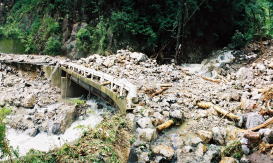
xmin=256 ymin=63 xmax=266 ymax=71
xmin=197 ymin=130 xmax=213 ymax=143
xmin=240 ymin=155 xmax=250 ymax=163
xmin=190 ymin=137 xmax=202 ymax=147
xmin=152 ymin=145 xmax=175 ymax=159
xmin=102 ymin=58 xmax=115 ymax=68
xmin=245 ymin=112 xmax=265 ymax=129
xmin=236 ymin=67 xmax=254 ymax=80
xmin=130 ymin=52 xmax=148 ymax=62
xmin=195 ymin=143 xmax=207 ymax=157
xmin=183 ymin=145 xmax=194 ymax=153
xmin=136 ymin=128 xmax=157 ymax=142
xmin=212 ymin=127 xmax=226 ymax=145
xmin=138 ymin=152 xmax=150 ymax=163
xmin=259 ymin=128 xmax=273 ymax=143
xmin=241 ymin=145 xmax=250 ymax=155
xmin=137 ymin=117 xmax=153 ymax=128
xmin=152 ymin=112 xmax=164 ymax=126
xmin=202 ymin=144 xmax=221 ymax=163
xmin=170 ymin=110 xmax=184 ymax=120
xmin=51 ymin=123 xmax=61 ymax=135
xmin=22 ymin=94 xmax=37 ymax=108
xmin=26 ymin=128 xmax=39 ymax=137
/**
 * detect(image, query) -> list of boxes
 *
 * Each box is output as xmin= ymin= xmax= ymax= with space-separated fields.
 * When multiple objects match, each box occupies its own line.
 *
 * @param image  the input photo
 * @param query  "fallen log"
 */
xmin=156 ymin=120 xmax=174 ymax=131
xmin=197 ymin=101 xmax=213 ymax=109
xmin=244 ymin=130 xmax=261 ymax=142
xmin=151 ymin=87 xmax=168 ymax=97
xmin=196 ymin=101 xmax=240 ymax=120
xmin=213 ymin=105 xmax=240 ymax=120
xmin=201 ymin=76 xmax=221 ymax=84
xmin=159 ymin=84 xmax=172 ymax=87
xmin=248 ymin=117 xmax=273 ymax=131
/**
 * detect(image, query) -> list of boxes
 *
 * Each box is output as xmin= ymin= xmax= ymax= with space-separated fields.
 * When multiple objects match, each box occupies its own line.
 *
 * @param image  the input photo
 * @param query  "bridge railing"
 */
xmin=60 ymin=62 xmax=138 ymax=108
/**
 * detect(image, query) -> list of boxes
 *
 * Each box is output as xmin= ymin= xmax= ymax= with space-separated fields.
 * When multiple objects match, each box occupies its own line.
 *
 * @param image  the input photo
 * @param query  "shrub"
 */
xmin=44 ymin=37 xmax=62 ymax=55
xmin=76 ymin=28 xmax=92 ymax=53
xmin=0 ymin=107 xmax=12 ymax=159
xmin=229 ymin=30 xmax=249 ymax=49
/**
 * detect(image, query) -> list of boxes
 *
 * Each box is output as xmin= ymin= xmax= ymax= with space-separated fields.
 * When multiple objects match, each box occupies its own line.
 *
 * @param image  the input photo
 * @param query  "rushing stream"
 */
xmin=6 ymin=98 xmax=115 ymax=156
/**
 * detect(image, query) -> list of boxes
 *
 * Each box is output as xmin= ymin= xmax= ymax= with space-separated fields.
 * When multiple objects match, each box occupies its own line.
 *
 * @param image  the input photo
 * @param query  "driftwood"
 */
xmin=151 ymin=87 xmax=168 ymax=97
xmin=197 ymin=101 xmax=213 ymax=109
xmin=248 ymin=117 xmax=273 ymax=131
xmin=213 ymin=105 xmax=240 ymax=120
xmin=159 ymin=84 xmax=173 ymax=87
xmin=244 ymin=130 xmax=261 ymax=142
xmin=201 ymin=76 xmax=221 ymax=84
xmin=197 ymin=102 xmax=240 ymax=120
xmin=259 ymin=142 xmax=273 ymax=152
xmin=156 ymin=120 xmax=174 ymax=131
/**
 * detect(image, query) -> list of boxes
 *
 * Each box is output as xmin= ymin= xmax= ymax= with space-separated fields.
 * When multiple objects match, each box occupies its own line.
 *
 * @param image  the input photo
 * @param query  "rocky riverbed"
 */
xmin=0 ymin=62 xmax=116 ymax=156
xmin=0 ymin=40 xmax=272 ymax=162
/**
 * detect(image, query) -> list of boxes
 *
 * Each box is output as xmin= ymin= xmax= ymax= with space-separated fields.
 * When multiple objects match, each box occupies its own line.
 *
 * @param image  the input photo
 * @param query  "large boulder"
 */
xmin=130 ymin=52 xmax=148 ymax=62
xmin=152 ymin=145 xmax=175 ymax=159
xmin=136 ymin=128 xmax=157 ymax=142
xmin=22 ymin=94 xmax=37 ymax=108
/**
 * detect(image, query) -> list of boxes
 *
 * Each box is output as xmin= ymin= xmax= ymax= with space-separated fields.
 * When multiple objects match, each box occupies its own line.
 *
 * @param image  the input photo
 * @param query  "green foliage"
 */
xmin=68 ymin=99 xmax=86 ymax=106
xmin=222 ymin=141 xmax=244 ymax=160
xmin=76 ymin=28 xmax=92 ymax=54
xmin=0 ymin=107 xmax=12 ymax=159
xmin=0 ymin=0 xmax=272 ymax=61
xmin=230 ymin=30 xmax=249 ymax=49
xmin=44 ymin=37 xmax=62 ymax=55
xmin=17 ymin=114 xmax=130 ymax=162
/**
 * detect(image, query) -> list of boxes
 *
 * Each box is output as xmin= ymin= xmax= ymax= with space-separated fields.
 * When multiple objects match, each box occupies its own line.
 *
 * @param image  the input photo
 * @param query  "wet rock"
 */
xmin=51 ymin=123 xmax=61 ymax=134
xmin=212 ymin=127 xmax=226 ymax=145
xmin=219 ymin=157 xmax=237 ymax=163
xmin=151 ymin=145 xmax=175 ymax=159
xmin=136 ymin=128 xmax=157 ymax=142
xmin=26 ymin=128 xmax=39 ymax=137
xmin=245 ymin=112 xmax=265 ymax=129
xmin=137 ymin=117 xmax=153 ymax=128
xmin=196 ymin=130 xmax=213 ymax=143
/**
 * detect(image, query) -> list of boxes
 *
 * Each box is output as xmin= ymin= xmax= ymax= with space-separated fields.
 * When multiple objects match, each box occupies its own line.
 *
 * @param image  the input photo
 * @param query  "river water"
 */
xmin=6 ymin=99 xmax=114 ymax=156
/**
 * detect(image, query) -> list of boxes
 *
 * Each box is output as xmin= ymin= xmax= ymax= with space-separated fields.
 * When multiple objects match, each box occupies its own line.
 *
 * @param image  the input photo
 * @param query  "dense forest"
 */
xmin=0 ymin=0 xmax=272 ymax=63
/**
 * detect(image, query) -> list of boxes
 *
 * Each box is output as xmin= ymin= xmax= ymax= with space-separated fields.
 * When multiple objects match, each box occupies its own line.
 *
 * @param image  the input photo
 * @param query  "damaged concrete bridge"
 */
xmin=0 ymin=54 xmax=138 ymax=112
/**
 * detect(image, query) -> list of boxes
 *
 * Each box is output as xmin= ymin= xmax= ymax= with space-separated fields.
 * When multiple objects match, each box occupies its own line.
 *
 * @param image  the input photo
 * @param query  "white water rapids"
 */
xmin=6 ymin=99 xmax=113 ymax=156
